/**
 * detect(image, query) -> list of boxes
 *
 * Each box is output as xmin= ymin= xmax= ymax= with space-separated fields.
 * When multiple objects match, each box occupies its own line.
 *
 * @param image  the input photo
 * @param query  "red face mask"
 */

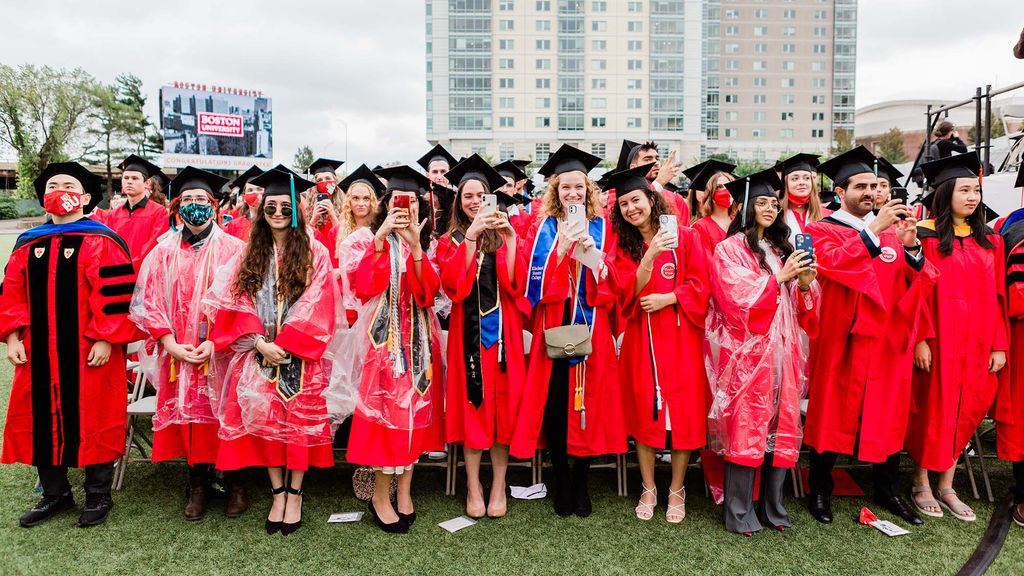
xmin=713 ymin=187 xmax=732 ymax=208
xmin=316 ymin=181 xmax=336 ymax=195
xmin=43 ymin=189 xmax=82 ymax=216
xmin=243 ymin=192 xmax=261 ymax=207
xmin=787 ymin=191 xmax=810 ymax=207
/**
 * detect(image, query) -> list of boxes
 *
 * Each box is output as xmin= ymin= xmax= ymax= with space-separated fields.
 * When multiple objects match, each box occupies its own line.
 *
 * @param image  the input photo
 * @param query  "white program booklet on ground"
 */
xmin=327 ymin=512 xmax=364 ymax=523
xmin=870 ymin=520 xmax=910 ymax=537
xmin=438 ymin=516 xmax=477 ymax=533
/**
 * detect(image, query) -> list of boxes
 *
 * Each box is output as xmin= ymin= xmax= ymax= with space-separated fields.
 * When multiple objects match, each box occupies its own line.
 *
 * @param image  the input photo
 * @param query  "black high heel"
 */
xmin=281 ymin=486 xmax=304 ymax=536
xmin=368 ymin=499 xmax=409 ymax=534
xmin=397 ymin=511 xmax=417 ymax=525
xmin=265 ymin=485 xmax=286 ymax=535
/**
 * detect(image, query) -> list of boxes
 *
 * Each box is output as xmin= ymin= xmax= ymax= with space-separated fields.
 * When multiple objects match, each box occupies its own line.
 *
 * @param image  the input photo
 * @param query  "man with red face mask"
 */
xmin=93 ymin=154 xmax=170 ymax=268
xmin=224 ymin=165 xmax=264 ymax=242
xmin=1 ymin=162 xmax=142 ymax=528
xmin=307 ymin=158 xmax=345 ymax=266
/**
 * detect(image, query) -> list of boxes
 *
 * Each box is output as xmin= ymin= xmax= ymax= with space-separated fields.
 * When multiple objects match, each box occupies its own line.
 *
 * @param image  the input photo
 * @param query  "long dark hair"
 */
xmin=726 ymin=198 xmax=794 ymax=273
xmin=371 ymin=191 xmax=434 ymax=252
xmin=610 ymin=186 xmax=674 ymax=263
xmin=931 ymin=178 xmax=993 ymax=256
xmin=446 ymin=180 xmax=504 ymax=253
xmin=233 ymin=196 xmax=313 ymax=304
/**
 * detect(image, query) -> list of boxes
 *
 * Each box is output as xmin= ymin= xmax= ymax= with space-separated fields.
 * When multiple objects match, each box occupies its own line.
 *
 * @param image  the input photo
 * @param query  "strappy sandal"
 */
xmin=666 ymin=486 xmax=686 ymax=524
xmin=265 ymin=485 xmax=286 ymax=534
xmin=910 ymin=485 xmax=943 ymax=518
xmin=635 ymin=484 xmax=656 ymax=521
xmin=936 ymin=488 xmax=976 ymax=522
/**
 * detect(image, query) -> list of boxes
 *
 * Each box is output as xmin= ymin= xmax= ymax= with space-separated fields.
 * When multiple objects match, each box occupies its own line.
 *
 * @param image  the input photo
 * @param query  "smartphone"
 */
xmin=480 ymin=194 xmax=497 ymax=215
xmin=567 ymin=203 xmax=586 ymax=229
xmin=659 ymin=214 xmax=678 ymax=249
xmin=394 ymin=194 xmax=411 ymax=210
xmin=317 ymin=193 xmax=330 ymax=203
xmin=795 ymin=233 xmax=814 ymax=264
xmin=892 ymin=188 xmax=908 ymax=220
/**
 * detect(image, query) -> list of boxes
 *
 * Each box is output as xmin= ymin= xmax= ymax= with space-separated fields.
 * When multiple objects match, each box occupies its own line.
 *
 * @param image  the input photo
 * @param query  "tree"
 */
xmin=967 ymin=111 xmax=1006 ymax=145
xmin=830 ymin=127 xmax=854 ymax=156
xmin=876 ymin=127 xmax=907 ymax=164
xmin=706 ymin=153 xmax=766 ymax=178
xmin=293 ymin=145 xmax=315 ymax=173
xmin=82 ymin=83 xmax=139 ymax=197
xmin=0 ymin=65 xmax=99 ymax=198
xmin=113 ymin=74 xmax=161 ymax=156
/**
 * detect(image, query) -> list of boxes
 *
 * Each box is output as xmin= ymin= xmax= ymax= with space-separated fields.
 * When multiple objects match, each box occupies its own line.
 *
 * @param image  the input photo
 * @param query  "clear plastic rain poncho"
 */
xmin=704 ymin=234 xmax=820 ymax=468
xmin=331 ymin=227 xmax=443 ymax=431
xmin=203 ymin=236 xmax=351 ymax=446
xmin=129 ymin=224 xmax=244 ymax=431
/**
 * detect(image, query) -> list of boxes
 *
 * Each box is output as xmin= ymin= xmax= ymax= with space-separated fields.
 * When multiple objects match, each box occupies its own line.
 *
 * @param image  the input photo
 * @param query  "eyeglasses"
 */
xmin=263 ymin=204 xmax=294 ymax=217
xmin=754 ymin=199 xmax=780 ymax=210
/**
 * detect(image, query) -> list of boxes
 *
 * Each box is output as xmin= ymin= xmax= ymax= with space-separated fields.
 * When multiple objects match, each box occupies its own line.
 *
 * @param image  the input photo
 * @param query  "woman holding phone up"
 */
xmin=608 ymin=164 xmax=711 ymax=523
xmin=510 ymin=145 xmax=626 ymax=518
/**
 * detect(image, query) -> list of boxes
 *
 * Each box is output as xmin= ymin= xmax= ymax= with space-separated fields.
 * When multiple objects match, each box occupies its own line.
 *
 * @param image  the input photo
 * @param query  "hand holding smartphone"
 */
xmin=659 ymin=214 xmax=678 ymax=249
xmin=794 ymin=233 xmax=814 ymax=264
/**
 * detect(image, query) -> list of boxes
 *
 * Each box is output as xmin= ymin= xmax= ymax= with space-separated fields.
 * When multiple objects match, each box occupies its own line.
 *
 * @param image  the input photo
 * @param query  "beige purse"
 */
xmin=543 ymin=270 xmax=593 ymax=359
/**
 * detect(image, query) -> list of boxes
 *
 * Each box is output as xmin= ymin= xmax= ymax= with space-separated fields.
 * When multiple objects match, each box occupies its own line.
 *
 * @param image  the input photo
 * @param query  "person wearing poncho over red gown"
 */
xmin=206 ymin=168 xmax=337 ymax=536
xmin=607 ymin=162 xmax=711 ymax=525
xmin=130 ymin=166 xmax=249 ymax=521
xmin=802 ymin=146 xmax=938 ymax=526
xmin=905 ymin=153 xmax=1008 ymax=522
xmin=997 ymin=201 xmax=1024 ymax=527
xmin=2 ymin=162 xmax=142 ymax=528
xmin=345 ymin=165 xmax=445 ymax=534
xmin=509 ymin=144 xmax=626 ymax=519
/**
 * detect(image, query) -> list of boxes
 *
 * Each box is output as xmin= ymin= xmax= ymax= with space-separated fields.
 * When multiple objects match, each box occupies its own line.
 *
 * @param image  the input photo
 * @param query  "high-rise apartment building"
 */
xmin=425 ymin=0 xmax=856 ymax=166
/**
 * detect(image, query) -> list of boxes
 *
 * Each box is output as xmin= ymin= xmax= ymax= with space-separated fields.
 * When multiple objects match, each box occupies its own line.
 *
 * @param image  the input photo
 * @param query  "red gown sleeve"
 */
xmin=497 ymin=239 xmax=526 ymax=298
xmin=804 ymin=221 xmax=883 ymax=304
xmin=84 ymin=237 xmax=144 ymax=344
xmin=0 ymin=248 xmax=29 ymax=341
xmin=405 ymin=251 xmax=440 ymax=308
xmin=438 ymin=235 xmax=476 ymax=303
xmin=673 ymin=227 xmax=711 ymax=329
xmin=354 ymin=242 xmax=392 ymax=302
xmin=992 ymin=235 xmax=1009 ymax=351
xmin=276 ymin=244 xmax=337 ymax=361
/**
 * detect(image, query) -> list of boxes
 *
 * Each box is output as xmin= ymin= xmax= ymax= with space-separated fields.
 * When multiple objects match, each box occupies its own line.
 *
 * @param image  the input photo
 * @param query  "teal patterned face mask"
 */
xmin=180 ymin=202 xmax=213 ymax=226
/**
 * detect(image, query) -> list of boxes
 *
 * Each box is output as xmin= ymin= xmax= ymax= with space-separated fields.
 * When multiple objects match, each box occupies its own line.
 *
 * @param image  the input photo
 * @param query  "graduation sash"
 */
xmin=254 ymin=249 xmax=304 ymax=402
xmin=453 ymin=231 xmax=502 ymax=408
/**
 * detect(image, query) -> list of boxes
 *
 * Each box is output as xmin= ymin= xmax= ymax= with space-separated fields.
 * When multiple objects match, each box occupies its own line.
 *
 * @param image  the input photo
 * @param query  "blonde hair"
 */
xmin=780 ymin=174 xmax=823 ymax=222
xmin=336 ymin=181 xmax=380 ymax=243
xmin=542 ymin=172 xmax=603 ymax=220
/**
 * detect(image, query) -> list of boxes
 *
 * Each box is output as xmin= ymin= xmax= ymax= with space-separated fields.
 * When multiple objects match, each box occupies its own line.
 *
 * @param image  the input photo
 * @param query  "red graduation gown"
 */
xmin=313 ymin=219 xmax=340 ymax=268
xmin=691 ymin=215 xmax=728 ymax=258
xmin=509 ymin=217 xmax=627 ymax=459
xmin=94 ymin=197 xmax=169 ymax=269
xmin=224 ymin=214 xmax=254 ymax=242
xmin=614 ymin=225 xmax=710 ymax=450
xmin=803 ymin=216 xmax=938 ymax=462
xmin=905 ymin=225 xmax=1009 ymax=471
xmin=345 ymin=241 xmax=446 ymax=467
xmin=437 ymin=234 xmax=528 ymax=450
xmin=999 ymin=225 xmax=1024 ymax=460
xmin=0 ymin=221 xmax=142 ymax=467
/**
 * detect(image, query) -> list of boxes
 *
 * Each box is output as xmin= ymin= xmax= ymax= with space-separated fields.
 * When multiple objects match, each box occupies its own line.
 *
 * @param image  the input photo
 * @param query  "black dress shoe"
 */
xmin=265 ymin=485 xmax=286 ymax=534
xmin=807 ymin=493 xmax=833 ymax=524
xmin=281 ymin=486 xmax=304 ymax=536
xmin=20 ymin=493 xmax=75 ymax=528
xmin=78 ymin=494 xmax=113 ymax=527
xmin=397 ymin=511 xmax=416 ymax=525
xmin=877 ymin=495 xmax=924 ymax=526
xmin=368 ymin=499 xmax=409 ymax=533
xmin=573 ymin=485 xmax=592 ymax=518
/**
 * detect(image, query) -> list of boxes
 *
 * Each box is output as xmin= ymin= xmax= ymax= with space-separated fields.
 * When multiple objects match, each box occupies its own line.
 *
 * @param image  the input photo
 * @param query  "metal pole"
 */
xmin=974 ymin=86 xmax=983 ymax=158
xmin=984 ymin=84 xmax=992 ymax=173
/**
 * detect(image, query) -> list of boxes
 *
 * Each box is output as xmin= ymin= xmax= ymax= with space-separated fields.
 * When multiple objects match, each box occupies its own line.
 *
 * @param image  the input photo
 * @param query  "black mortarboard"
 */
xmin=875 ymin=157 xmax=904 ymax=186
xmin=603 ymin=163 xmax=655 ymax=197
xmin=272 ymin=163 xmax=301 ymax=178
xmin=819 ymin=187 xmax=841 ymax=211
xmin=376 ymin=165 xmax=432 ymax=195
xmin=920 ymin=151 xmax=981 ymax=189
xmin=689 ymin=161 xmax=736 ymax=193
xmin=168 ymin=166 xmax=229 ymax=201
xmin=447 ymin=154 xmax=509 ymax=192
xmin=228 ymin=165 xmax=264 ymax=190
xmin=494 ymin=160 xmax=529 ymax=183
xmin=417 ymin=144 xmax=457 ymax=171
xmin=308 ymin=157 xmax=344 ymax=176
xmin=338 ymin=164 xmax=386 ymax=199
xmin=119 ymin=154 xmax=162 ymax=179
xmin=538 ymin=144 xmax=603 ymax=178
xmin=724 ymin=168 xmax=784 ymax=206
xmin=682 ymin=159 xmax=736 ymax=184
xmin=512 ymin=159 xmax=532 ymax=172
xmin=778 ymin=153 xmax=821 ymax=176
xmin=615 ymin=140 xmax=642 ymax=171
xmin=1015 ymin=164 xmax=1024 ymax=189
xmin=817 ymin=146 xmax=879 ymax=188
xmin=33 ymin=161 xmax=103 ymax=212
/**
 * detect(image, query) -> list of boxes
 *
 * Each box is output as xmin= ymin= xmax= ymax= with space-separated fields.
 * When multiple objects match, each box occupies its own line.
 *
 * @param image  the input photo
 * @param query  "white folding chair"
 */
xmin=113 ymin=341 xmax=156 ymax=490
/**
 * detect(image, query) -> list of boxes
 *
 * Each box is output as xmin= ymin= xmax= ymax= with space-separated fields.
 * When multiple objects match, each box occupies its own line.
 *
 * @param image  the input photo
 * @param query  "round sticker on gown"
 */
xmin=660 ymin=262 xmax=676 ymax=280
xmin=879 ymin=246 xmax=898 ymax=263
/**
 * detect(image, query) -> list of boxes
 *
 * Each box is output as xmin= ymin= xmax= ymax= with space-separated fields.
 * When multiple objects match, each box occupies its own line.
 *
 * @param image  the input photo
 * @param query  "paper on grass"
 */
xmin=510 ymin=483 xmax=547 ymax=500
xmin=328 ymin=512 xmax=364 ymax=523
xmin=438 ymin=516 xmax=477 ymax=533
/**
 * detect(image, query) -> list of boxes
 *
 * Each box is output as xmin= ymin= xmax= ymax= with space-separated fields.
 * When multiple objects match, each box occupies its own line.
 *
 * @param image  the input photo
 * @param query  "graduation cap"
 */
xmin=119 ymin=154 xmax=162 ymax=179
xmin=778 ymin=153 xmax=821 ymax=177
xmin=817 ymin=146 xmax=879 ymax=188
xmin=228 ymin=165 xmax=263 ymax=190
xmin=33 ymin=161 xmax=103 ymax=213
xmin=272 ymin=163 xmax=301 ymax=178
xmin=308 ymin=157 xmax=344 ymax=177
xmin=682 ymin=159 xmax=736 ymax=187
xmin=538 ymin=144 xmax=603 ymax=178
xmin=920 ymin=151 xmax=981 ymax=189
xmin=689 ymin=161 xmax=737 ymax=193
xmin=417 ymin=144 xmax=457 ymax=171
xmin=338 ymin=164 xmax=386 ymax=199
xmin=875 ymin=156 xmax=904 ymax=186
xmin=724 ymin=168 xmax=784 ymax=226
xmin=494 ymin=160 xmax=529 ymax=184
xmin=602 ymin=163 xmax=655 ymax=198
xmin=615 ymin=140 xmax=642 ymax=171
xmin=250 ymin=169 xmax=315 ymax=228
xmin=511 ymin=159 xmax=532 ymax=172
xmin=376 ymin=165 xmax=432 ymax=195
xmin=1015 ymin=163 xmax=1024 ymax=190
xmin=819 ymin=187 xmax=841 ymax=211
xmin=168 ymin=166 xmax=229 ymax=201
xmin=446 ymin=154 xmax=509 ymax=193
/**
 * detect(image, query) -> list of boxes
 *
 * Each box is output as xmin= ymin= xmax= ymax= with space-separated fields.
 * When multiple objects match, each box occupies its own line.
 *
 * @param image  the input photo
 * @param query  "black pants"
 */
xmin=808 ymin=449 xmax=901 ymax=501
xmin=723 ymin=452 xmax=790 ymax=533
xmin=1013 ymin=461 xmax=1024 ymax=504
xmin=37 ymin=462 xmax=115 ymax=498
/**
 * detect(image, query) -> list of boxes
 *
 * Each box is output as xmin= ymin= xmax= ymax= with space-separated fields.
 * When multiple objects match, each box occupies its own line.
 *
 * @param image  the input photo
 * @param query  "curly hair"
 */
xmin=542 ymin=173 xmax=603 ymax=220
xmin=931 ymin=178 xmax=993 ymax=257
xmin=446 ymin=180 xmax=504 ymax=253
xmin=233 ymin=197 xmax=313 ymax=305
xmin=726 ymin=198 xmax=794 ymax=274
xmin=610 ymin=185 xmax=674 ymax=263
xmin=370 ymin=190 xmax=434 ymax=252
xmin=337 ymin=181 xmax=380 ymax=242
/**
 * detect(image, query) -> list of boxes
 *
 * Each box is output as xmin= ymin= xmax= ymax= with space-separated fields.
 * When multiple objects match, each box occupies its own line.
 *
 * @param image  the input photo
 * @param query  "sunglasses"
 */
xmin=263 ymin=204 xmax=294 ymax=217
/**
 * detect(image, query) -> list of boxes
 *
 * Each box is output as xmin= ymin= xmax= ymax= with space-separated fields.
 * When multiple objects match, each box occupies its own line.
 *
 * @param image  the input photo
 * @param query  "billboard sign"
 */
xmin=159 ymin=82 xmax=273 ymax=171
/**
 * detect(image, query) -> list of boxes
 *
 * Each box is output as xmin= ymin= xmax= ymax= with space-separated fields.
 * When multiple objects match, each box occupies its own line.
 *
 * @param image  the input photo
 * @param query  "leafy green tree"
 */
xmin=82 ymin=84 xmax=134 ymax=197
xmin=876 ymin=127 xmax=907 ymax=164
xmin=293 ymin=145 xmax=315 ymax=173
xmin=830 ymin=127 xmax=854 ymax=156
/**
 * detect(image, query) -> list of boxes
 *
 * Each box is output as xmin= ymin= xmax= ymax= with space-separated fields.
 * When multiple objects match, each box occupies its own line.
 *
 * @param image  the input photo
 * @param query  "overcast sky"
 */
xmin=1 ymin=0 xmax=1022 ymax=168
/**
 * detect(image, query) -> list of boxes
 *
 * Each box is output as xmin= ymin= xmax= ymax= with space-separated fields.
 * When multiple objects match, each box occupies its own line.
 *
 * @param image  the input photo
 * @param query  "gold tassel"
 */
xmin=202 ymin=362 xmax=209 ymax=376
xmin=169 ymin=358 xmax=177 ymax=383
xmin=573 ymin=367 xmax=583 ymax=412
